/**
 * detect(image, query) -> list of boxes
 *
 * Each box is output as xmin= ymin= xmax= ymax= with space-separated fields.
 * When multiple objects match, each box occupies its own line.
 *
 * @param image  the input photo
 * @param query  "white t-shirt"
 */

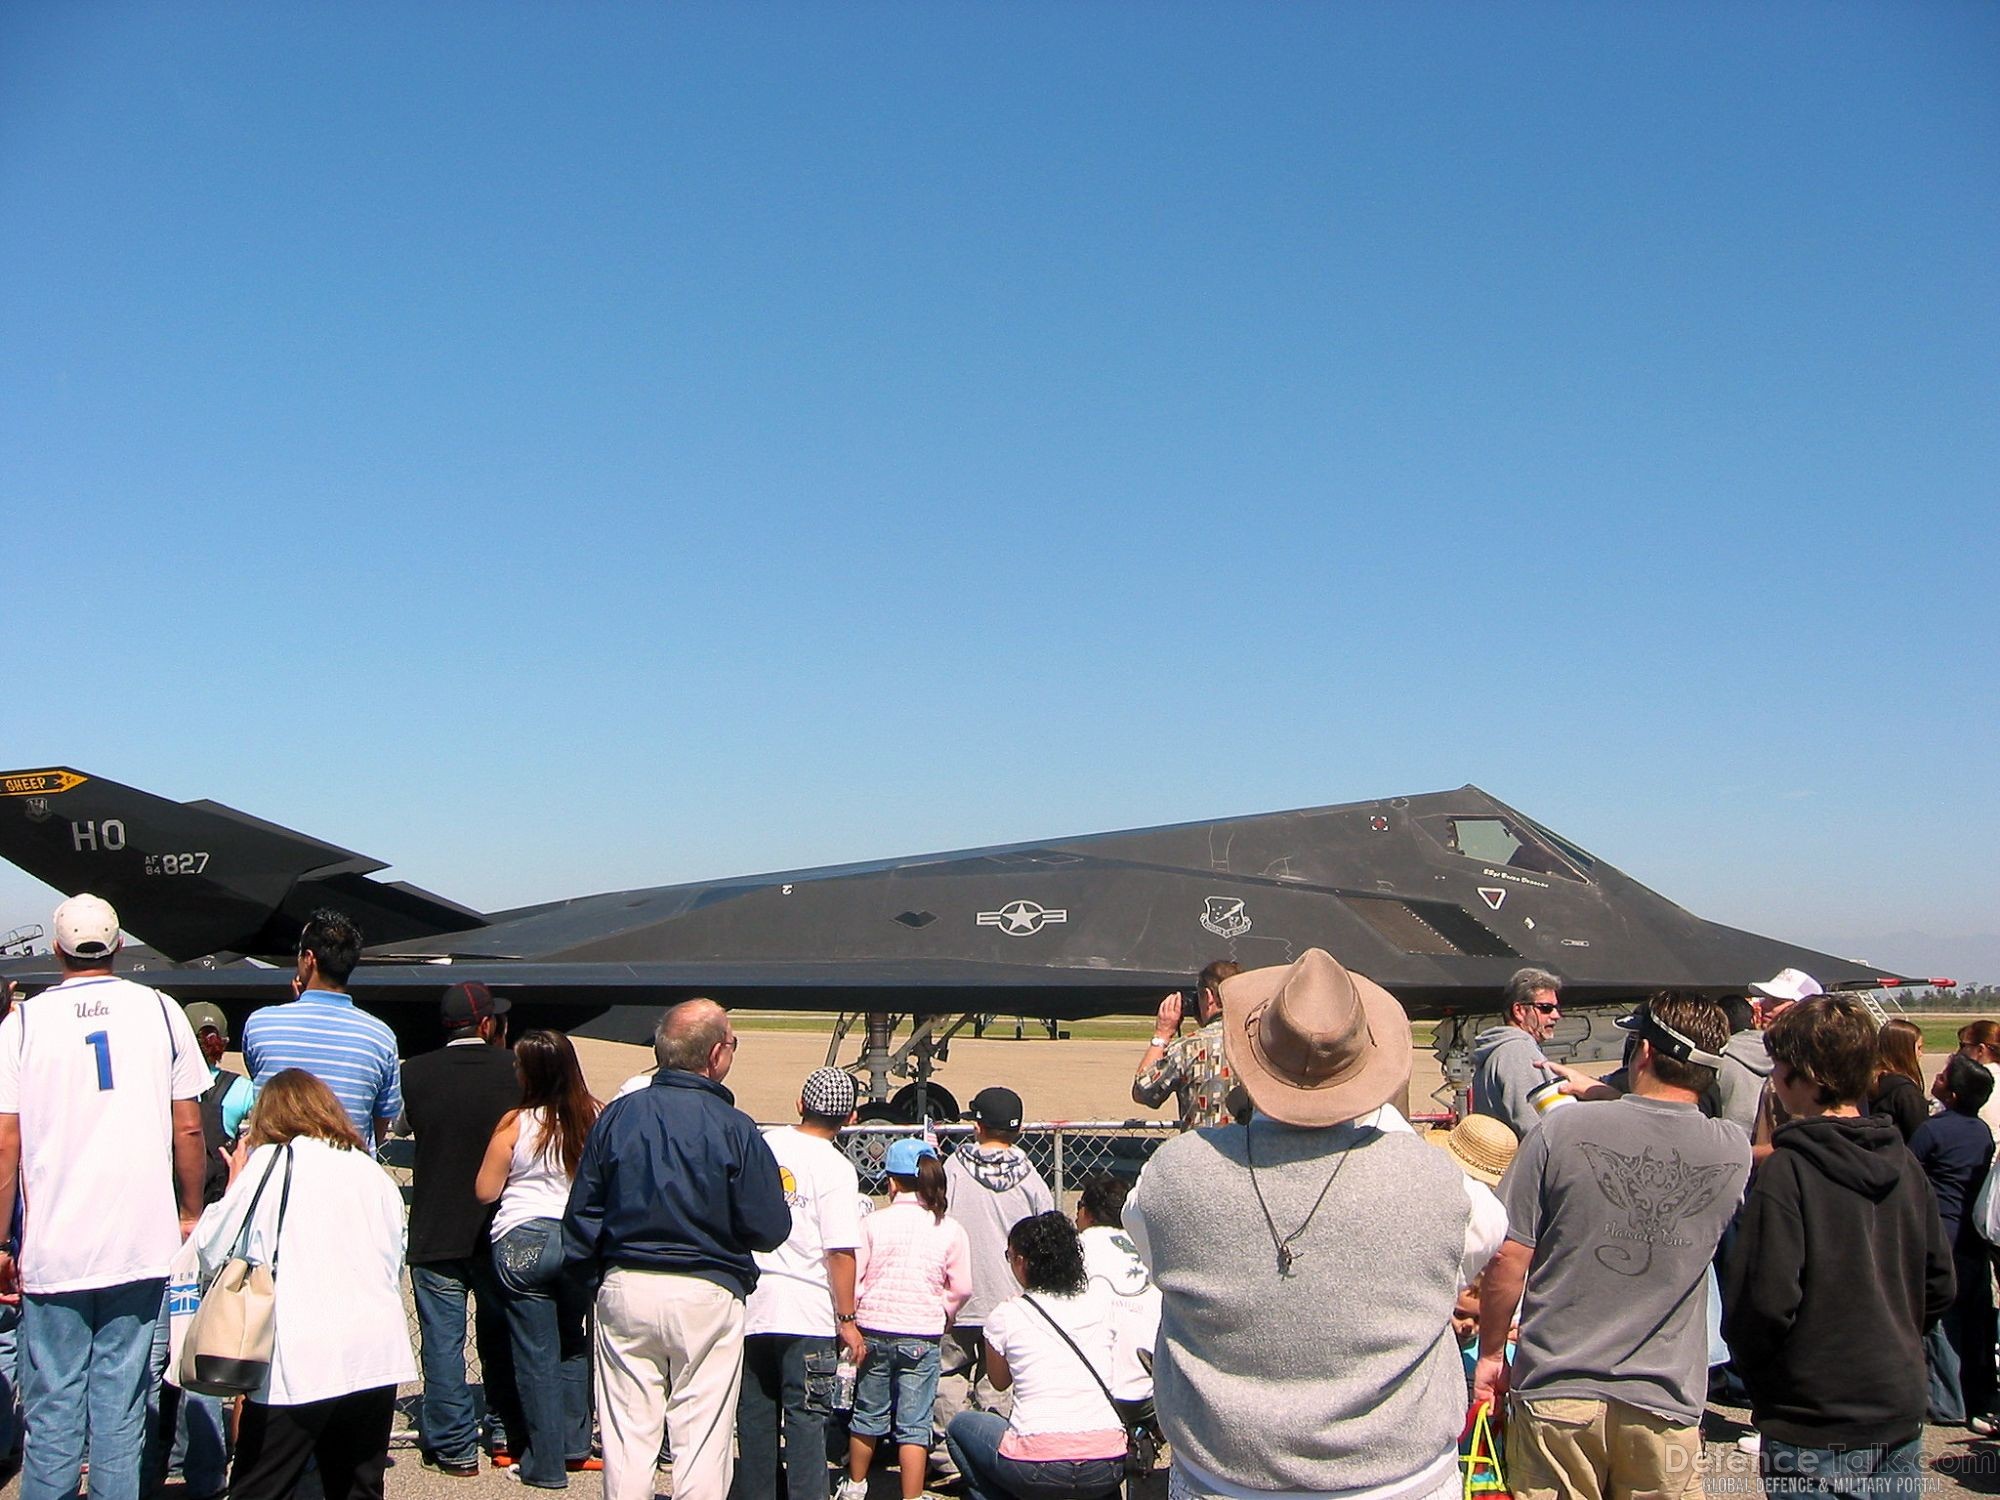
xmin=0 ymin=976 xmax=209 ymax=1293
xmin=192 ymin=1138 xmax=417 ymax=1404
xmin=745 ymin=1125 xmax=863 ymax=1337
xmin=1079 ymin=1224 xmax=1162 ymax=1401
xmin=492 ymin=1109 xmax=576 ymax=1241
xmin=983 ymin=1287 xmax=1125 ymax=1461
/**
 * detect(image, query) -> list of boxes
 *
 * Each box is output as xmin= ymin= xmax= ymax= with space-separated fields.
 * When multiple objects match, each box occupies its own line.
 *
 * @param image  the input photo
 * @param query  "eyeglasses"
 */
xmin=721 ymin=1035 xmax=741 ymax=1051
xmin=1532 ymin=1003 xmax=1561 ymax=1014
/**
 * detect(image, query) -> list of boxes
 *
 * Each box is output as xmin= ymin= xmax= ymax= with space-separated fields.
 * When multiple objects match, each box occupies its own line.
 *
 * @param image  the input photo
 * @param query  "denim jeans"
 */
xmin=491 ymin=1220 xmax=592 ymax=1488
xmin=20 ymin=1277 xmax=165 ymax=1500
xmin=1941 ymin=1244 xmax=1997 ymax=1420
xmin=1761 ymin=1435 xmax=1923 ymax=1500
xmin=1924 ymin=1319 xmax=1965 ymax=1425
xmin=143 ymin=1284 xmax=229 ymax=1498
xmin=944 ymin=1410 xmax=1123 ymax=1500
xmin=730 ymin=1332 xmax=838 ymax=1500
xmin=412 ymin=1254 xmax=519 ymax=1466
xmin=850 ymin=1332 xmax=941 ymax=1448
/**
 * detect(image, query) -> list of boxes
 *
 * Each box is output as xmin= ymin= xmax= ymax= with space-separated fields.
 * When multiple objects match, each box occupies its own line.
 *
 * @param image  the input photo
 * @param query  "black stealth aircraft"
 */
xmin=0 ymin=766 xmax=1910 ymax=1057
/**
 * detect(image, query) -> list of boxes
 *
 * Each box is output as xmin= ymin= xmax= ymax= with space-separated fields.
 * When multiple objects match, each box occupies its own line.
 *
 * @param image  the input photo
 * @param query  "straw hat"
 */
xmin=1428 ymin=1114 xmax=1519 ymax=1187
xmin=1220 ymin=949 xmax=1412 ymax=1127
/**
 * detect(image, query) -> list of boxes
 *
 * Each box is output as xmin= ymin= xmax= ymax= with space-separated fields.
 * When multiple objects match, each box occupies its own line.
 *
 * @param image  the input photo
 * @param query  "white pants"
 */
xmin=594 ymin=1268 xmax=746 ymax=1500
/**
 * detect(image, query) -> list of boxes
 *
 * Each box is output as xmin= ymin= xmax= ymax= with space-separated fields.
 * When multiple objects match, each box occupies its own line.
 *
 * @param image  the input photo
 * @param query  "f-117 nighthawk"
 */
xmin=0 ymin=766 xmax=1920 ymax=1108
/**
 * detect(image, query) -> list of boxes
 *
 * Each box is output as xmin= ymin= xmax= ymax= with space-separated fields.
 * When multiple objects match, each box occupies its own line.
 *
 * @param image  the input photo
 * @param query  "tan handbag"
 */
xmin=177 ymin=1144 xmax=293 ymax=1397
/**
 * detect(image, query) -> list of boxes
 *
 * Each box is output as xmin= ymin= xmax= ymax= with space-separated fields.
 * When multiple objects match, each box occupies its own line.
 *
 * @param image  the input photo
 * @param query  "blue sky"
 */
xmin=3 ymin=3 xmax=1995 ymax=980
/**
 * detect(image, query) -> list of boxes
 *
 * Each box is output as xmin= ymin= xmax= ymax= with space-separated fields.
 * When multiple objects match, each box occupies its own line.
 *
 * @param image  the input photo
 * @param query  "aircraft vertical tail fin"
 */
xmin=0 ymin=768 xmax=486 ymax=961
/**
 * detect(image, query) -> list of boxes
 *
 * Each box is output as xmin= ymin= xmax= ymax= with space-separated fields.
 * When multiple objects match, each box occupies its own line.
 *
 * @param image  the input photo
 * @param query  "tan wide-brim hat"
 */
xmin=1427 ymin=1113 xmax=1518 ymax=1186
xmin=1221 ymin=948 xmax=1412 ymax=1127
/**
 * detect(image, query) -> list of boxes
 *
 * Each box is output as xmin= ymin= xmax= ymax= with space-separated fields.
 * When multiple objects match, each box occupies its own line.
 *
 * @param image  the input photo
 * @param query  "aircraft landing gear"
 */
xmin=827 ymin=1011 xmax=975 ymax=1124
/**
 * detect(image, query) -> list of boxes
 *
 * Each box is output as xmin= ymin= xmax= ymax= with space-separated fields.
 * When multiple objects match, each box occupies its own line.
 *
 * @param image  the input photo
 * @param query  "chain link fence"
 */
xmin=377 ymin=1120 xmax=1178 ymax=1448
xmin=835 ymin=1120 xmax=1178 ymax=1204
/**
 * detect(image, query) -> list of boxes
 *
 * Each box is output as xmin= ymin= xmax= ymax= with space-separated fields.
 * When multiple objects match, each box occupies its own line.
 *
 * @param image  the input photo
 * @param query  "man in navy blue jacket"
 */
xmin=565 ymin=999 xmax=790 ymax=1500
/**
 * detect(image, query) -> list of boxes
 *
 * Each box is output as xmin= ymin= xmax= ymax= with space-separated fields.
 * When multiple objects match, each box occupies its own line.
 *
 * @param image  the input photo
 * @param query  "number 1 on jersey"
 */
xmin=83 ymin=1030 xmax=114 ymax=1091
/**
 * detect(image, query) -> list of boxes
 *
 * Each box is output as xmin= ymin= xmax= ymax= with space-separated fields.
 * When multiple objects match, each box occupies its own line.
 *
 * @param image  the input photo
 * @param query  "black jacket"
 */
xmin=562 ymin=1069 xmax=790 ymax=1299
xmin=401 ymin=1040 xmax=524 ymax=1264
xmin=1868 ymin=1073 xmax=1928 ymax=1144
xmin=1722 ymin=1113 xmax=1955 ymax=1448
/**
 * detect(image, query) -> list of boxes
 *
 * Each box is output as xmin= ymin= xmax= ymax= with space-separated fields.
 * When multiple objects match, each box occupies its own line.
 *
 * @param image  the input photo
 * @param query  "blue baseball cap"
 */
xmin=884 ymin=1137 xmax=938 ymax=1178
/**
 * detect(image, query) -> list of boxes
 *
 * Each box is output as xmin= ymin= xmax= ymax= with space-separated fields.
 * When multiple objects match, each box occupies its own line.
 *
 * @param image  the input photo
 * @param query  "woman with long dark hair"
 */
xmin=1870 ymin=1018 xmax=1929 ymax=1142
xmin=942 ymin=1212 xmax=1124 ymax=1500
xmin=475 ymin=1030 xmax=602 ymax=1488
xmin=192 ymin=1069 xmax=415 ymax=1500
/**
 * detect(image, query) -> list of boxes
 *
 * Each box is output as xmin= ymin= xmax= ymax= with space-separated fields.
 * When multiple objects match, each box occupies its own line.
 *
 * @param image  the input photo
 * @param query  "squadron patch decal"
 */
xmin=1200 ymin=896 xmax=1252 ymax=939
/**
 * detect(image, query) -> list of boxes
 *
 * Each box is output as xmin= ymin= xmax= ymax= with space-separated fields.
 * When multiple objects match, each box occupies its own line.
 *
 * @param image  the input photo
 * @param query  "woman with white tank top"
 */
xmin=475 ymin=1030 xmax=602 ymax=1489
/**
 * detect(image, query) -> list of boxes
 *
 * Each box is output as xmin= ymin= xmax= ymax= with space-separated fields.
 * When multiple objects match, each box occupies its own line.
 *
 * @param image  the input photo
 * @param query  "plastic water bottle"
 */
xmin=833 ymin=1351 xmax=858 ymax=1411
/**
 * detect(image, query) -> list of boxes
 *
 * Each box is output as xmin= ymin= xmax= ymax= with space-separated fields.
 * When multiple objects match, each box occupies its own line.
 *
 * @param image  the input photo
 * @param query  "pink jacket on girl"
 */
xmin=855 ymin=1198 xmax=973 ymax=1335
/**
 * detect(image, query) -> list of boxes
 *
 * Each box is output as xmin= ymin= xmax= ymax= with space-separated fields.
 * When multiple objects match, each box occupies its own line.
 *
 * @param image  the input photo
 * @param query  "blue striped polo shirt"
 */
xmin=242 ymin=990 xmax=403 ymax=1150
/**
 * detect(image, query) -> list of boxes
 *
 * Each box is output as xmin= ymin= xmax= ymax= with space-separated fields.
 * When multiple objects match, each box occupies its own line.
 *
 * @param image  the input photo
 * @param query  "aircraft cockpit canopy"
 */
xmin=1435 ymin=815 xmax=1591 ymax=883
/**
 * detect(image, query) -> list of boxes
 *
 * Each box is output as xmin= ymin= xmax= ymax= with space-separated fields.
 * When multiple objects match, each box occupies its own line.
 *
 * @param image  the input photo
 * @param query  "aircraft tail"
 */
xmin=0 ymin=768 xmax=487 ymax=961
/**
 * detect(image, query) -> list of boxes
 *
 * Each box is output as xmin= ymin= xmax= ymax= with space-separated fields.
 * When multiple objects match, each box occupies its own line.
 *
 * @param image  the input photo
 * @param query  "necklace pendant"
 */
xmin=1277 ymin=1244 xmax=1295 ymax=1275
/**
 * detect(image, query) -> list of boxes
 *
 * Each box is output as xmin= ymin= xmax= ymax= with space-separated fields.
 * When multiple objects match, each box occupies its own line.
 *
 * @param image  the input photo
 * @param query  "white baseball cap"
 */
xmin=1749 ymin=967 xmax=1823 ymax=1004
xmin=54 ymin=894 xmax=121 ymax=960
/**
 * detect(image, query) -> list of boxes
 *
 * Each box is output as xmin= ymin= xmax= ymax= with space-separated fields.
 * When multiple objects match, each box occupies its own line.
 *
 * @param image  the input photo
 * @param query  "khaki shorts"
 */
xmin=1507 ymin=1395 xmax=1704 ymax=1500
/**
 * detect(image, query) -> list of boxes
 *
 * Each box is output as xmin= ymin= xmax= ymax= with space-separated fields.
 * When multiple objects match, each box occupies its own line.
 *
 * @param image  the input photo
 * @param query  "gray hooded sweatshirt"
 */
xmin=1713 ymin=1030 xmax=1774 ymax=1142
xmin=943 ymin=1143 xmax=1054 ymax=1325
xmin=1471 ymin=1024 xmax=1549 ymax=1139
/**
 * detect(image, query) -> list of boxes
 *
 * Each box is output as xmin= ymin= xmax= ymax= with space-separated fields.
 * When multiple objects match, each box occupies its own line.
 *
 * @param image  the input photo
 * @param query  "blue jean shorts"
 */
xmin=850 ymin=1331 xmax=941 ymax=1448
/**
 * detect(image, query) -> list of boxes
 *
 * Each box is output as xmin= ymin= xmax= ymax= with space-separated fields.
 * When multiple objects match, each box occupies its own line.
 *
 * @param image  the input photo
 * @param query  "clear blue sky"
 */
xmin=4 ymin=4 xmax=1995 ymax=980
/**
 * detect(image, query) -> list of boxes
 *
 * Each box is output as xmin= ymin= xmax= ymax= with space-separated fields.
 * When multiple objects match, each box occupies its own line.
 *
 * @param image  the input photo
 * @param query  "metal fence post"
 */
xmin=1052 ymin=1125 xmax=1066 ymax=1198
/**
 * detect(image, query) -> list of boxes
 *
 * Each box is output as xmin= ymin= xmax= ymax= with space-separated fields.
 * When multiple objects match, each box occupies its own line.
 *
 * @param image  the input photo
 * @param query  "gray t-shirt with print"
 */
xmin=1498 ymin=1094 xmax=1749 ymax=1423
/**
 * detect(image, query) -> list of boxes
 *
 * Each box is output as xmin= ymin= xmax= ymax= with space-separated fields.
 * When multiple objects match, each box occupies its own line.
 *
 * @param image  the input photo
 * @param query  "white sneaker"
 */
xmin=1737 ymin=1432 xmax=1762 ymax=1455
xmin=837 ymin=1479 xmax=870 ymax=1500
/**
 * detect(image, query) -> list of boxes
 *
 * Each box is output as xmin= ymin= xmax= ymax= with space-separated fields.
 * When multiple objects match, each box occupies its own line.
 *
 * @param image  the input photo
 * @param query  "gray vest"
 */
xmin=1135 ymin=1117 xmax=1471 ymax=1492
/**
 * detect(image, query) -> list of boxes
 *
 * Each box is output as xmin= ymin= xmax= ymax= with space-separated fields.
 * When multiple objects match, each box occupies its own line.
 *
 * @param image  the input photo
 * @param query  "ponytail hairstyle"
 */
xmin=1958 ymin=1020 xmax=2000 ymax=1063
xmin=890 ymin=1154 xmax=951 ymax=1223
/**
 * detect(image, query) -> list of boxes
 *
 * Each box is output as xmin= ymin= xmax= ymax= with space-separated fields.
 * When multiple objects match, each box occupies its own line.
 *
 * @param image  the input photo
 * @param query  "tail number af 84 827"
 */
xmin=143 ymin=853 xmax=210 ymax=876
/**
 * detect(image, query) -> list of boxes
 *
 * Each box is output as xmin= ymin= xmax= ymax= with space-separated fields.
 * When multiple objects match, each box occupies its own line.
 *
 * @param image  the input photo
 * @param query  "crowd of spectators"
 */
xmin=0 ymin=891 xmax=1992 ymax=1500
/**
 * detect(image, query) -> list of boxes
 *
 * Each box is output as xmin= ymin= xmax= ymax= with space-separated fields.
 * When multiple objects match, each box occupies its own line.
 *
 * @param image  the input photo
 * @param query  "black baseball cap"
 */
xmin=441 ymin=981 xmax=511 ymax=1026
xmin=967 ymin=1086 xmax=1025 ymax=1131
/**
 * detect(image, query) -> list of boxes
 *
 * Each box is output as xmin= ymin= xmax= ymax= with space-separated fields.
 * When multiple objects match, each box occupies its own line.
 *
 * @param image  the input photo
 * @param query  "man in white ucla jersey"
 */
xmin=0 ymin=895 xmax=209 ymax=1500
